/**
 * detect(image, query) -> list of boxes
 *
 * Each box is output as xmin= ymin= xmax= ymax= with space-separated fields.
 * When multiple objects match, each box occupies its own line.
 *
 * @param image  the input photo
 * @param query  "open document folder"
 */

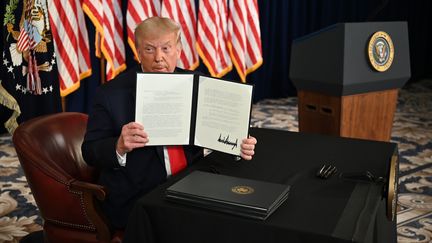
xmin=135 ymin=73 xmax=254 ymax=156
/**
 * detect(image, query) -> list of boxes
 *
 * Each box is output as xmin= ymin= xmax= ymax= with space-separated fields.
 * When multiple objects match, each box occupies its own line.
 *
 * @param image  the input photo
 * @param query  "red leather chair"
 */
xmin=13 ymin=112 xmax=114 ymax=243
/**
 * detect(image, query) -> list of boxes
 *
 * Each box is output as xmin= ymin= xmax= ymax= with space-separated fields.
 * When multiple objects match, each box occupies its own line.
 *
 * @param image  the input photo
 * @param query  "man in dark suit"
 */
xmin=82 ymin=16 xmax=257 ymax=230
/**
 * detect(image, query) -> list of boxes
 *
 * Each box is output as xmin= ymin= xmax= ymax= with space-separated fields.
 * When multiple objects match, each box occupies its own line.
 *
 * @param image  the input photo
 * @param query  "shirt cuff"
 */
xmin=116 ymin=150 xmax=127 ymax=167
xmin=203 ymin=148 xmax=213 ymax=157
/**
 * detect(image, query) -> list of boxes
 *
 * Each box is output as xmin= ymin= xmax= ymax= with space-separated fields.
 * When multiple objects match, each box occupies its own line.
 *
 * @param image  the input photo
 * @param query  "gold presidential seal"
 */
xmin=367 ymin=31 xmax=394 ymax=72
xmin=231 ymin=186 xmax=254 ymax=195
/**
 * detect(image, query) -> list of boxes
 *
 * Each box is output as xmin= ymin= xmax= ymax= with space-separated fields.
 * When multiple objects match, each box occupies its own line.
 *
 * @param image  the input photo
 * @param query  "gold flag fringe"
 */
xmin=0 ymin=80 xmax=21 ymax=134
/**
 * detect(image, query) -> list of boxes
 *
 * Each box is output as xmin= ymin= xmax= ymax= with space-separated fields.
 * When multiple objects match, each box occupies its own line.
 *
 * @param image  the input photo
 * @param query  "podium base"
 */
xmin=298 ymin=89 xmax=398 ymax=142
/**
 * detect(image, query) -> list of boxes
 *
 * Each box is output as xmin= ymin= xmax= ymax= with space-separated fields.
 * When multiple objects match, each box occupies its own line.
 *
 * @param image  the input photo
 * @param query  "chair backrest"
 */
xmin=14 ymin=112 xmax=96 ymax=182
xmin=13 ymin=112 xmax=110 ymax=243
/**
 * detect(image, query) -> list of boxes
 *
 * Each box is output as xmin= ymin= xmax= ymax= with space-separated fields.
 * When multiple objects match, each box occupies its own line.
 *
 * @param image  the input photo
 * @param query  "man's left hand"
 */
xmin=240 ymin=136 xmax=257 ymax=160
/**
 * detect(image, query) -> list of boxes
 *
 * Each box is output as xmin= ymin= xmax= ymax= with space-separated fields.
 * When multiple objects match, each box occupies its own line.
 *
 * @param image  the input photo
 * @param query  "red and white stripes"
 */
xmin=103 ymin=0 xmax=126 ymax=80
xmin=126 ymin=0 xmax=161 ymax=59
xmin=48 ymin=0 xmax=92 ymax=96
xmin=196 ymin=0 xmax=232 ymax=77
xmin=228 ymin=0 xmax=263 ymax=82
xmin=83 ymin=0 xmax=126 ymax=81
xmin=161 ymin=0 xmax=199 ymax=70
xmin=62 ymin=0 xmax=262 ymax=87
xmin=16 ymin=23 xmax=31 ymax=52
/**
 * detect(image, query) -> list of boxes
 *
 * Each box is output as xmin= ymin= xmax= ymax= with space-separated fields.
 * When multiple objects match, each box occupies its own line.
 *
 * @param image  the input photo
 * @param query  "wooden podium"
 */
xmin=290 ymin=22 xmax=411 ymax=141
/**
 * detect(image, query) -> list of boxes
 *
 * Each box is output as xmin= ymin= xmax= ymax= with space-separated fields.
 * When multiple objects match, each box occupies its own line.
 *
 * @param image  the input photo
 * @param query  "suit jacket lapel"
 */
xmin=155 ymin=146 xmax=164 ymax=165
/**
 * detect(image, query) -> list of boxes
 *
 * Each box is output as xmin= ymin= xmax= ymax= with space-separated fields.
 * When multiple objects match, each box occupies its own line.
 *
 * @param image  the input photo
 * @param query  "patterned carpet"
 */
xmin=0 ymin=80 xmax=431 ymax=242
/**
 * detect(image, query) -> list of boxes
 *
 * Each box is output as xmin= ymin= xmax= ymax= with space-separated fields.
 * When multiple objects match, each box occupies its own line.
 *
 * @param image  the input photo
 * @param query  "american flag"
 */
xmin=126 ymin=0 xmax=161 ymax=59
xmin=16 ymin=21 xmax=39 ymax=52
xmin=83 ymin=0 xmax=126 ymax=81
xmin=228 ymin=0 xmax=263 ymax=82
xmin=16 ymin=25 xmax=30 ymax=52
xmin=196 ymin=0 xmax=232 ymax=77
xmin=161 ymin=0 xmax=198 ymax=70
xmin=48 ymin=0 xmax=92 ymax=96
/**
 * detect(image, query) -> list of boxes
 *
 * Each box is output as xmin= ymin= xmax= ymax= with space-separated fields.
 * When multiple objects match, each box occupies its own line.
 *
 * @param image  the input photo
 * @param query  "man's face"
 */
xmin=137 ymin=32 xmax=181 ymax=73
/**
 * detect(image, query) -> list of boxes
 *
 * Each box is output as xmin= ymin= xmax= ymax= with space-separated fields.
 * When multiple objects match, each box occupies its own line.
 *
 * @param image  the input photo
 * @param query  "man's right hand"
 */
xmin=116 ymin=122 xmax=149 ymax=155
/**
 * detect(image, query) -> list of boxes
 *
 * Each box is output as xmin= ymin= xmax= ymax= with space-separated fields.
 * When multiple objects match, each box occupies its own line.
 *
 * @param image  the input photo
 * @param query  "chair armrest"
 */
xmin=69 ymin=179 xmax=111 ymax=242
xmin=70 ymin=180 xmax=107 ymax=201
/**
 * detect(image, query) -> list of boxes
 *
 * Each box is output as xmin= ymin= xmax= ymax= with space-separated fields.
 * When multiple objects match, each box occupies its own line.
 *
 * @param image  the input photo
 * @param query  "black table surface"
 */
xmin=124 ymin=128 xmax=397 ymax=243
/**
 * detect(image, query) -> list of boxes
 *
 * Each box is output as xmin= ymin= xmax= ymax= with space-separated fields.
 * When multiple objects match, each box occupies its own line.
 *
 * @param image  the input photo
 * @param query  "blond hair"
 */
xmin=134 ymin=16 xmax=181 ymax=48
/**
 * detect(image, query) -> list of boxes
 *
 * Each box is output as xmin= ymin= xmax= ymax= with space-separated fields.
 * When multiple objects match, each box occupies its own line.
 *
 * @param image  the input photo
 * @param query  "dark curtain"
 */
xmin=65 ymin=0 xmax=432 ymax=112
xmin=372 ymin=0 xmax=432 ymax=81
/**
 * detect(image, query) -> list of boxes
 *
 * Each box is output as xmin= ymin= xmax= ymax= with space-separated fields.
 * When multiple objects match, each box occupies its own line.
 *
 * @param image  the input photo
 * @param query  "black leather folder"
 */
xmin=165 ymin=171 xmax=290 ymax=220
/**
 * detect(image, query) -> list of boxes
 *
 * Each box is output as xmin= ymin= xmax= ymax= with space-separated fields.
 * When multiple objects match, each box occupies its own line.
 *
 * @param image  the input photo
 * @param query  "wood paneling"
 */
xmin=298 ymin=89 xmax=399 ymax=141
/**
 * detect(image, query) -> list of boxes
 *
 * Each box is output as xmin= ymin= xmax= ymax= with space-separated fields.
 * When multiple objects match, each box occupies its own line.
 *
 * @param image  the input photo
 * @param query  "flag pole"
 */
xmin=61 ymin=97 xmax=66 ymax=112
xmin=100 ymin=56 xmax=106 ymax=84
